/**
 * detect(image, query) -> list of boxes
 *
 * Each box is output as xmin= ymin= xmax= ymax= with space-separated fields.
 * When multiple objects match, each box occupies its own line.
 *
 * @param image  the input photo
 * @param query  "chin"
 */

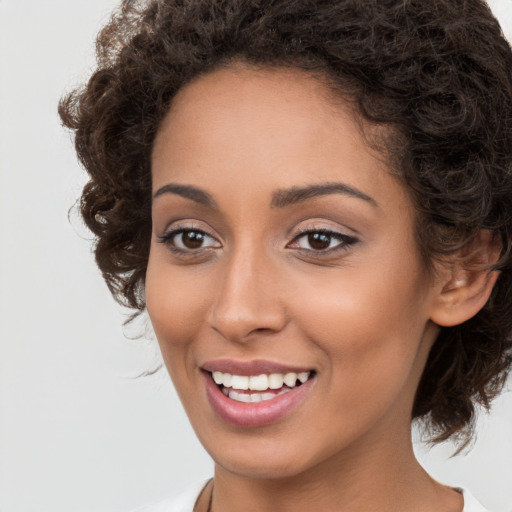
xmin=215 ymin=456 xmax=311 ymax=480
xmin=203 ymin=434 xmax=322 ymax=480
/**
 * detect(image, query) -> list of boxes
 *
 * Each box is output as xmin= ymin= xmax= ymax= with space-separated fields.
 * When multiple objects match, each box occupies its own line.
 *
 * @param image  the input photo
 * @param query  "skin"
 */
xmin=146 ymin=65 xmax=466 ymax=512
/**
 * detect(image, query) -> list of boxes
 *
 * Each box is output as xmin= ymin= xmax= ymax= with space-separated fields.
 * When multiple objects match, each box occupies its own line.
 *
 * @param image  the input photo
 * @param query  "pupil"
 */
xmin=183 ymin=231 xmax=204 ymax=249
xmin=308 ymin=233 xmax=330 ymax=250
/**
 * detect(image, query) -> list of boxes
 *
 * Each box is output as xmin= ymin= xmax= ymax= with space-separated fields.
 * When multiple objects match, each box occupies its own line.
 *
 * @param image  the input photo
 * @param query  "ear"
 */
xmin=429 ymin=231 xmax=501 ymax=327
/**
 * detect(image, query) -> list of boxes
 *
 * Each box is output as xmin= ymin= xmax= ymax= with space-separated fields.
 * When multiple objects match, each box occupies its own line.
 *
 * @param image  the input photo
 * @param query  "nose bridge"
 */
xmin=209 ymin=240 xmax=285 ymax=342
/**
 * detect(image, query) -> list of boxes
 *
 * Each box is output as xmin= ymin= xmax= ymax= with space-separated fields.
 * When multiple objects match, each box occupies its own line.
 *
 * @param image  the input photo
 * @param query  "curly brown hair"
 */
xmin=59 ymin=0 xmax=512 ymax=444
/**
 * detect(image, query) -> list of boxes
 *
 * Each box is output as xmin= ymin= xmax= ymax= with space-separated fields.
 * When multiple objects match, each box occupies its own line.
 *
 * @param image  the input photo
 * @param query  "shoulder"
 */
xmin=134 ymin=480 xmax=209 ymax=512
xmin=456 ymin=487 xmax=488 ymax=512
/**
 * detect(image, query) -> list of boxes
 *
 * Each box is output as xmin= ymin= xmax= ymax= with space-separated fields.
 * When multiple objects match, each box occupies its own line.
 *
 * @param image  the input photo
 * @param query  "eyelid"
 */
xmin=157 ymin=221 xmax=222 ymax=252
xmin=290 ymin=220 xmax=358 ymax=240
xmin=286 ymin=225 xmax=359 ymax=254
xmin=158 ymin=220 xmax=218 ymax=239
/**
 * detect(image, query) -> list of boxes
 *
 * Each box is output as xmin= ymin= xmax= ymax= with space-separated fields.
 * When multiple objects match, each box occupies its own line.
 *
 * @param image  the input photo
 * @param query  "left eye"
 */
xmin=290 ymin=231 xmax=354 ymax=251
xmin=160 ymin=229 xmax=221 ymax=251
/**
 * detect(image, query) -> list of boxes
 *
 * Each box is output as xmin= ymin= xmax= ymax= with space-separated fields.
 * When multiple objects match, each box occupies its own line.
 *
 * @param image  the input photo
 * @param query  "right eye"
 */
xmin=158 ymin=228 xmax=221 ymax=252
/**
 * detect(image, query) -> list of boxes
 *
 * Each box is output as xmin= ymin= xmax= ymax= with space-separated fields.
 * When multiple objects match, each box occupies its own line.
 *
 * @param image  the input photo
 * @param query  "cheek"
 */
xmin=292 ymin=252 xmax=426 ymax=340
xmin=288 ymin=252 xmax=430 ymax=405
xmin=145 ymin=254 xmax=211 ymax=370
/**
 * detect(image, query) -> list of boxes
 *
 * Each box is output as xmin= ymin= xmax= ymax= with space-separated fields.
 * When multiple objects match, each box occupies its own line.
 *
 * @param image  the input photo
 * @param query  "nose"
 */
xmin=208 ymin=247 xmax=287 ymax=343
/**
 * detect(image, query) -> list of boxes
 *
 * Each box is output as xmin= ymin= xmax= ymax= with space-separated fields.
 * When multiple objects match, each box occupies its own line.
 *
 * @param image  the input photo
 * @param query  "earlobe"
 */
xmin=429 ymin=231 xmax=501 ymax=328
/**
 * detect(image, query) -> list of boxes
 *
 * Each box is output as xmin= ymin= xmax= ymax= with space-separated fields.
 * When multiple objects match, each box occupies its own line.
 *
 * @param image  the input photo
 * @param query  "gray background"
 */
xmin=0 ymin=1 xmax=511 ymax=510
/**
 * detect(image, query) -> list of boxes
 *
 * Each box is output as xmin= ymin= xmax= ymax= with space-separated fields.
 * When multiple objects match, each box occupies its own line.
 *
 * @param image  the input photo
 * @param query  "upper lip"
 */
xmin=201 ymin=359 xmax=314 ymax=376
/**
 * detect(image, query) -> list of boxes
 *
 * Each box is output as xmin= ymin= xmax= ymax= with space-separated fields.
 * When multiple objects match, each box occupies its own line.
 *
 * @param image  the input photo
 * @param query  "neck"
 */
xmin=209 ymin=425 xmax=462 ymax=512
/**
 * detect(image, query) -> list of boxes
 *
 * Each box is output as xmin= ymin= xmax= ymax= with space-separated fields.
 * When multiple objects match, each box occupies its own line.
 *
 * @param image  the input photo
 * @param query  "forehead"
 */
xmin=151 ymin=64 xmax=411 ymax=215
xmin=153 ymin=65 xmax=351 ymax=163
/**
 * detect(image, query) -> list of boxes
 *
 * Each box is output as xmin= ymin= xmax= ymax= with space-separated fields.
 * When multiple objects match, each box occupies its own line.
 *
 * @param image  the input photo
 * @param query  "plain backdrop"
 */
xmin=0 ymin=1 xmax=511 ymax=511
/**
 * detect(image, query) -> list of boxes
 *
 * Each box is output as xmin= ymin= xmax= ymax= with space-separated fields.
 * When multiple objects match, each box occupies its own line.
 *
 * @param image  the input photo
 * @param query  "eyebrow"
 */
xmin=271 ymin=182 xmax=378 ymax=208
xmin=153 ymin=183 xmax=218 ymax=208
xmin=152 ymin=181 xmax=378 ymax=209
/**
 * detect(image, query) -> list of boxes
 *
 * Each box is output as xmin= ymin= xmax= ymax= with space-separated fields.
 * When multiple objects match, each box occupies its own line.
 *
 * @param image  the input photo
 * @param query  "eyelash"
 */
xmin=157 ymin=226 xmax=358 ymax=257
xmin=157 ymin=227 xmax=220 ymax=254
xmin=287 ymin=227 xmax=358 ymax=254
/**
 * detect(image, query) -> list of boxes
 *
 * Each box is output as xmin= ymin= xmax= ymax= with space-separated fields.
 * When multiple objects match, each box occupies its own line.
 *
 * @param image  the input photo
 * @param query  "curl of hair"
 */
xmin=59 ymin=0 xmax=512 ymax=445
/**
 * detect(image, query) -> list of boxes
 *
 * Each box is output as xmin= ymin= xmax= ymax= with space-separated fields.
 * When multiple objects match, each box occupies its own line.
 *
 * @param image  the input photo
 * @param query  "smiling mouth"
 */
xmin=209 ymin=370 xmax=315 ymax=403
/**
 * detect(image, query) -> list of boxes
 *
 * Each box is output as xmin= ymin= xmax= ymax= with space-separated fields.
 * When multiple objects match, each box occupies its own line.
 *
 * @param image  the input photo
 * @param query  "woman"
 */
xmin=59 ymin=0 xmax=512 ymax=510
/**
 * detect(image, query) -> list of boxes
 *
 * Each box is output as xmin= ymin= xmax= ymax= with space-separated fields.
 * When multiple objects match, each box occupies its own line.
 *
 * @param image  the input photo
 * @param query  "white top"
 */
xmin=135 ymin=480 xmax=487 ymax=512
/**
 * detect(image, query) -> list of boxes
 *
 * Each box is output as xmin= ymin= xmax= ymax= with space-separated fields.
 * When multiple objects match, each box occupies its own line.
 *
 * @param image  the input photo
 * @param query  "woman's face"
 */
xmin=146 ymin=65 xmax=441 ymax=479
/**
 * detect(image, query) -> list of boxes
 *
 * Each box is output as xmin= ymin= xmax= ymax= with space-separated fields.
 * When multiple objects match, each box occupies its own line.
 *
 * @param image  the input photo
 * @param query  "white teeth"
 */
xmin=231 ymin=375 xmax=249 ymax=390
xmin=283 ymin=372 xmax=297 ymax=387
xmin=298 ymin=372 xmax=310 ymax=383
xmin=229 ymin=390 xmax=251 ymax=402
xmin=268 ymin=373 xmax=284 ymax=389
xmin=211 ymin=370 xmax=313 ymax=391
xmin=222 ymin=373 xmax=232 ymax=387
xmin=212 ymin=371 xmax=223 ymax=385
xmin=227 ymin=387 xmax=293 ymax=403
xmin=249 ymin=374 xmax=269 ymax=391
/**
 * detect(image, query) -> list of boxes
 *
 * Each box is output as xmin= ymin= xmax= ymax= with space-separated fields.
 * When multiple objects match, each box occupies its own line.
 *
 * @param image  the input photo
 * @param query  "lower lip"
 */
xmin=203 ymin=372 xmax=315 ymax=427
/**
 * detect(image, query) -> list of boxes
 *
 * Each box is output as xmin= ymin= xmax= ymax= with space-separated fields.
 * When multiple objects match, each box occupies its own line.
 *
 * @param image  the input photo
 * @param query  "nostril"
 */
xmin=207 ymin=270 xmax=287 ymax=342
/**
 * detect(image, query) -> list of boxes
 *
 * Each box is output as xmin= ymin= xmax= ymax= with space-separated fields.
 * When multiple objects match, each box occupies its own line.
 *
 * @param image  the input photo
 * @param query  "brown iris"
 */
xmin=308 ymin=232 xmax=332 ymax=250
xmin=180 ymin=230 xmax=205 ymax=249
